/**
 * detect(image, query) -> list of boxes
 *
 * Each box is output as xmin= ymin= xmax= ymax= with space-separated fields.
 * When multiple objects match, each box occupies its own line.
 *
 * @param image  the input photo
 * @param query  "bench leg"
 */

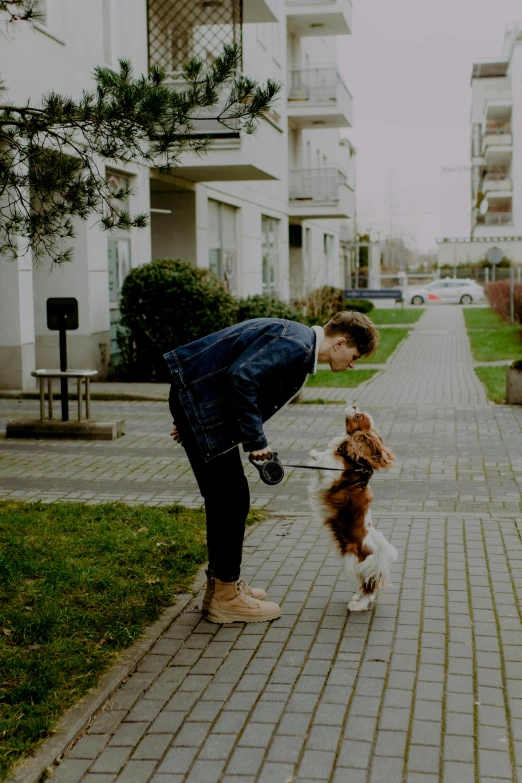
xmin=39 ymin=378 xmax=45 ymax=422
xmin=77 ymin=378 xmax=82 ymax=421
xmin=48 ymin=378 xmax=53 ymax=419
xmin=86 ymin=378 xmax=91 ymax=420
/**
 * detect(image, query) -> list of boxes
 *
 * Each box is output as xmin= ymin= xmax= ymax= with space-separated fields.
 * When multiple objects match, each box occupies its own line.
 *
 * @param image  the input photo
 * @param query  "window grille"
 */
xmin=148 ymin=0 xmax=243 ymax=75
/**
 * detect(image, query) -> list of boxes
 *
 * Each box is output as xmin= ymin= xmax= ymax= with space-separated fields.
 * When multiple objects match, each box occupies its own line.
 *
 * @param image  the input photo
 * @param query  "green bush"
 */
xmin=344 ymin=299 xmax=374 ymax=315
xmin=237 ymin=294 xmax=304 ymax=323
xmin=117 ymin=259 xmax=238 ymax=381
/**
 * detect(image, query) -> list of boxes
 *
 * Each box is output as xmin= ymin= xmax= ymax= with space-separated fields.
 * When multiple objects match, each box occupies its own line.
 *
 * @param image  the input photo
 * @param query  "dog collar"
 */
xmin=336 ymin=447 xmax=374 ymax=484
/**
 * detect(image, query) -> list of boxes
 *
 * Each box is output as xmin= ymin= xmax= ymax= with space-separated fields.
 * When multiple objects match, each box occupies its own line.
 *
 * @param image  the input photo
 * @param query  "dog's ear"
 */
xmin=349 ymin=431 xmax=396 ymax=471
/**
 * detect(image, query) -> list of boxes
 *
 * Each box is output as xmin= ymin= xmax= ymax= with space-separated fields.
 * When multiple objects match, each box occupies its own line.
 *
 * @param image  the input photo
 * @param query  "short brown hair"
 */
xmin=324 ymin=310 xmax=379 ymax=357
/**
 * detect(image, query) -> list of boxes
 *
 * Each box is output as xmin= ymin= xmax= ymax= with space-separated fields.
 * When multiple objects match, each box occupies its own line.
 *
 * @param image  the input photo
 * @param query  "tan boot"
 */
xmin=207 ymin=579 xmax=281 ymax=624
xmin=202 ymin=572 xmax=268 ymax=613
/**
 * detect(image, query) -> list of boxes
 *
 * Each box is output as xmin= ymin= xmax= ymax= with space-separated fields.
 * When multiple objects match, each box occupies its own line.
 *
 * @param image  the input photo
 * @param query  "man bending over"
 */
xmin=165 ymin=311 xmax=378 ymax=624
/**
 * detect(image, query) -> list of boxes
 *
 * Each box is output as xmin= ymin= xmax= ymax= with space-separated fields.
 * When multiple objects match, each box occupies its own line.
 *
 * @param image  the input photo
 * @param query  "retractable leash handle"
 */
xmin=248 ymin=451 xmax=285 ymax=485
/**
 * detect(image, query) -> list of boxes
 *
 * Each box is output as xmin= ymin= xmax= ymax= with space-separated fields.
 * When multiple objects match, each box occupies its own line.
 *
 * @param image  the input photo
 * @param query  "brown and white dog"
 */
xmin=309 ymin=405 xmax=398 ymax=611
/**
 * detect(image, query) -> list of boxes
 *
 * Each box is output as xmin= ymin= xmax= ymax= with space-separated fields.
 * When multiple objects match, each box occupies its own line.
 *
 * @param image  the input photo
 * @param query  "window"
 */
xmin=106 ymin=171 xmax=132 ymax=360
xmin=208 ymin=200 xmax=238 ymax=294
xmin=262 ymin=216 xmax=280 ymax=297
xmin=323 ymin=234 xmax=335 ymax=285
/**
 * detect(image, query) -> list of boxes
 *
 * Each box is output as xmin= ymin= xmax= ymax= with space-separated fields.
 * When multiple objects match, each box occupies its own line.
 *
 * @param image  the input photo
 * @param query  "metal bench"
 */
xmin=32 ymin=370 xmax=98 ymax=422
xmin=345 ymin=289 xmax=404 ymax=305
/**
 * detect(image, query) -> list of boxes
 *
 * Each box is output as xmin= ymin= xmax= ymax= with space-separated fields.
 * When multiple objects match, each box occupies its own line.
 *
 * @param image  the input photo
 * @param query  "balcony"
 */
xmin=287 ymin=66 xmax=353 ymax=129
xmin=151 ymin=70 xmax=283 ymax=182
xmin=484 ymin=95 xmax=512 ymax=121
xmin=482 ymin=170 xmax=512 ymax=196
xmin=160 ymin=112 xmax=282 ymax=182
xmin=479 ymin=212 xmax=513 ymax=226
xmin=285 ymin=0 xmax=352 ymax=37
xmin=244 ymin=0 xmax=277 ymax=22
xmin=289 ymin=166 xmax=354 ymax=219
xmin=482 ymin=125 xmax=513 ymax=165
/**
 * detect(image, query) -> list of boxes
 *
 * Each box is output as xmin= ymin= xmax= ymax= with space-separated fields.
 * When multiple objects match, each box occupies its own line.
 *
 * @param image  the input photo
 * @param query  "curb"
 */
xmin=6 ymin=517 xmax=267 ymax=783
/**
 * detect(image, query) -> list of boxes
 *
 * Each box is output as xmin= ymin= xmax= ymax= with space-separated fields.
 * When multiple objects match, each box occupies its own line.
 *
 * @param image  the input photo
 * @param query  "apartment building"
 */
xmin=437 ymin=22 xmax=522 ymax=267
xmin=0 ymin=0 xmax=355 ymax=390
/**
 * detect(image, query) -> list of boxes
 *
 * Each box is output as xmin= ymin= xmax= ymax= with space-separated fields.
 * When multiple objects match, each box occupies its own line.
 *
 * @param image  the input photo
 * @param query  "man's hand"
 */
xmin=250 ymin=446 xmax=272 ymax=461
xmin=170 ymin=425 xmax=182 ymax=443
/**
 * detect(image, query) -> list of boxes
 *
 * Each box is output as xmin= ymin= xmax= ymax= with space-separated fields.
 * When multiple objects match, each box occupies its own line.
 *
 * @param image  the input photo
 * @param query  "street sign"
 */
xmin=45 ymin=298 xmax=79 ymax=421
xmin=46 ymin=298 xmax=79 ymax=330
xmin=486 ymin=247 xmax=504 ymax=265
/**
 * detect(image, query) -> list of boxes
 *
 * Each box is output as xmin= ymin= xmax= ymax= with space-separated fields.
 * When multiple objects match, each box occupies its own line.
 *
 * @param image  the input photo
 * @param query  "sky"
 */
xmin=338 ymin=0 xmax=521 ymax=252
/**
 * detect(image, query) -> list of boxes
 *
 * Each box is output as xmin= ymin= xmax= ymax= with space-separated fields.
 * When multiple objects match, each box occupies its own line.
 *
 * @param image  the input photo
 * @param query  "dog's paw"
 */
xmin=348 ymin=598 xmax=368 ymax=612
xmin=348 ymin=594 xmax=375 ymax=612
xmin=309 ymin=449 xmax=320 ymax=461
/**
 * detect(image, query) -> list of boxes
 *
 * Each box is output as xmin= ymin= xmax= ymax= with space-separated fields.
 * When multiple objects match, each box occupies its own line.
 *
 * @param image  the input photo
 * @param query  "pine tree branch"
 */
xmin=0 ymin=45 xmax=281 ymax=264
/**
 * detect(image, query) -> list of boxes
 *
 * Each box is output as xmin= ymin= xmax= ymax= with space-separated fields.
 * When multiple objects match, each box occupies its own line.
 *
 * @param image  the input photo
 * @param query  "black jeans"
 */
xmin=169 ymin=385 xmax=250 ymax=582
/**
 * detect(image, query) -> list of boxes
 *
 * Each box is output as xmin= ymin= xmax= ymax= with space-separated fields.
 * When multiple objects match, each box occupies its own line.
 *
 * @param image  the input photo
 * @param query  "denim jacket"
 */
xmin=164 ymin=318 xmax=319 ymax=462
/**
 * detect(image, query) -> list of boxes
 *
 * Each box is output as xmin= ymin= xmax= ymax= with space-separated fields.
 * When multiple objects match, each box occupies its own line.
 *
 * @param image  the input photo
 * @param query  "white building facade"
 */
xmin=0 ymin=0 xmax=356 ymax=389
xmin=437 ymin=22 xmax=522 ymax=268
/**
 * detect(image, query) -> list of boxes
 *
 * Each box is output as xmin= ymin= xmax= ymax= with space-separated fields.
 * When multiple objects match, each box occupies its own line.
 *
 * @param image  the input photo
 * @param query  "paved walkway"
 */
xmin=352 ymin=307 xmax=488 ymax=406
xmin=3 ymin=305 xmax=522 ymax=783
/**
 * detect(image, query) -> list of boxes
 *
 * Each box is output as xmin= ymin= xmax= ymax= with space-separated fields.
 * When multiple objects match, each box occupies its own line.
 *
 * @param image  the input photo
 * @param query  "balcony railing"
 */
xmin=289 ymin=166 xmax=347 ymax=202
xmin=478 ymin=212 xmax=513 ymax=226
xmin=163 ymin=74 xmax=241 ymax=138
xmin=148 ymin=0 xmax=242 ymax=74
xmin=484 ymin=123 xmax=512 ymax=135
xmin=288 ymin=66 xmax=350 ymax=102
xmin=483 ymin=168 xmax=510 ymax=179
xmin=482 ymin=172 xmax=512 ymax=192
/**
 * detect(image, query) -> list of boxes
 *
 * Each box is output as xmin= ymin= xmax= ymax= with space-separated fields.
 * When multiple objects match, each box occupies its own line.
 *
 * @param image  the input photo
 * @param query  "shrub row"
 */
xmin=485 ymin=281 xmax=522 ymax=324
xmin=116 ymin=260 xmax=374 ymax=381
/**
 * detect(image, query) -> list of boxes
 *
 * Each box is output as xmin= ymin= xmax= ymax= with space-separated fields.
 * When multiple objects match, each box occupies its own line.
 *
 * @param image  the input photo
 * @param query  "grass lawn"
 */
xmin=463 ymin=307 xmax=522 ymax=362
xmin=358 ymin=327 xmax=410 ymax=365
xmin=369 ymin=308 xmax=425 ymax=325
xmin=475 ymin=366 xmax=507 ymax=404
xmin=307 ymin=369 xmax=379 ymax=388
xmin=301 ymin=398 xmax=345 ymax=404
xmin=0 ymin=501 xmax=263 ymax=780
xmin=462 ymin=307 xmax=513 ymax=331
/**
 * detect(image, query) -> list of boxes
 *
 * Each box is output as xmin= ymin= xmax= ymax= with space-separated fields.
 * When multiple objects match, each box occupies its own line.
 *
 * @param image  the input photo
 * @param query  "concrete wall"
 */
xmin=0 ymin=256 xmax=35 ymax=390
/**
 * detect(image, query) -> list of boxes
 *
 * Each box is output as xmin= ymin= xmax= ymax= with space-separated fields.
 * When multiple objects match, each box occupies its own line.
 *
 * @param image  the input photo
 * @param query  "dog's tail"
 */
xmin=354 ymin=529 xmax=398 ymax=594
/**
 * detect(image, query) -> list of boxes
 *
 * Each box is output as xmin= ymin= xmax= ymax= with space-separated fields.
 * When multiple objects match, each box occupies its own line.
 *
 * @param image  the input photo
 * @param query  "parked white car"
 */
xmin=407 ymin=278 xmax=485 ymax=305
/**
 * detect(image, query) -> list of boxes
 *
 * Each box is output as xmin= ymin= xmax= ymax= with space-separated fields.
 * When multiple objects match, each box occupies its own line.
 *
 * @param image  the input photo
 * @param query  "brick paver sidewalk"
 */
xmin=3 ymin=305 xmax=522 ymax=783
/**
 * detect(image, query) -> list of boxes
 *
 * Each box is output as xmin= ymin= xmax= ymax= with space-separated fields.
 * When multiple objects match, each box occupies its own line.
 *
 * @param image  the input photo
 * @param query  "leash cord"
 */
xmin=283 ymin=463 xmax=344 ymax=472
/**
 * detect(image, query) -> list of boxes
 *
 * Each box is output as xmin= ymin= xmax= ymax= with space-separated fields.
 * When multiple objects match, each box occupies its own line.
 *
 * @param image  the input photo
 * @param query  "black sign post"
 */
xmin=46 ymin=298 xmax=79 ymax=422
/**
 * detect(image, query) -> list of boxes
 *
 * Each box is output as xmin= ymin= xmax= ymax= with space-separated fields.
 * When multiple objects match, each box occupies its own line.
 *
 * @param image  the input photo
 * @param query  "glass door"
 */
xmin=208 ymin=200 xmax=238 ymax=293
